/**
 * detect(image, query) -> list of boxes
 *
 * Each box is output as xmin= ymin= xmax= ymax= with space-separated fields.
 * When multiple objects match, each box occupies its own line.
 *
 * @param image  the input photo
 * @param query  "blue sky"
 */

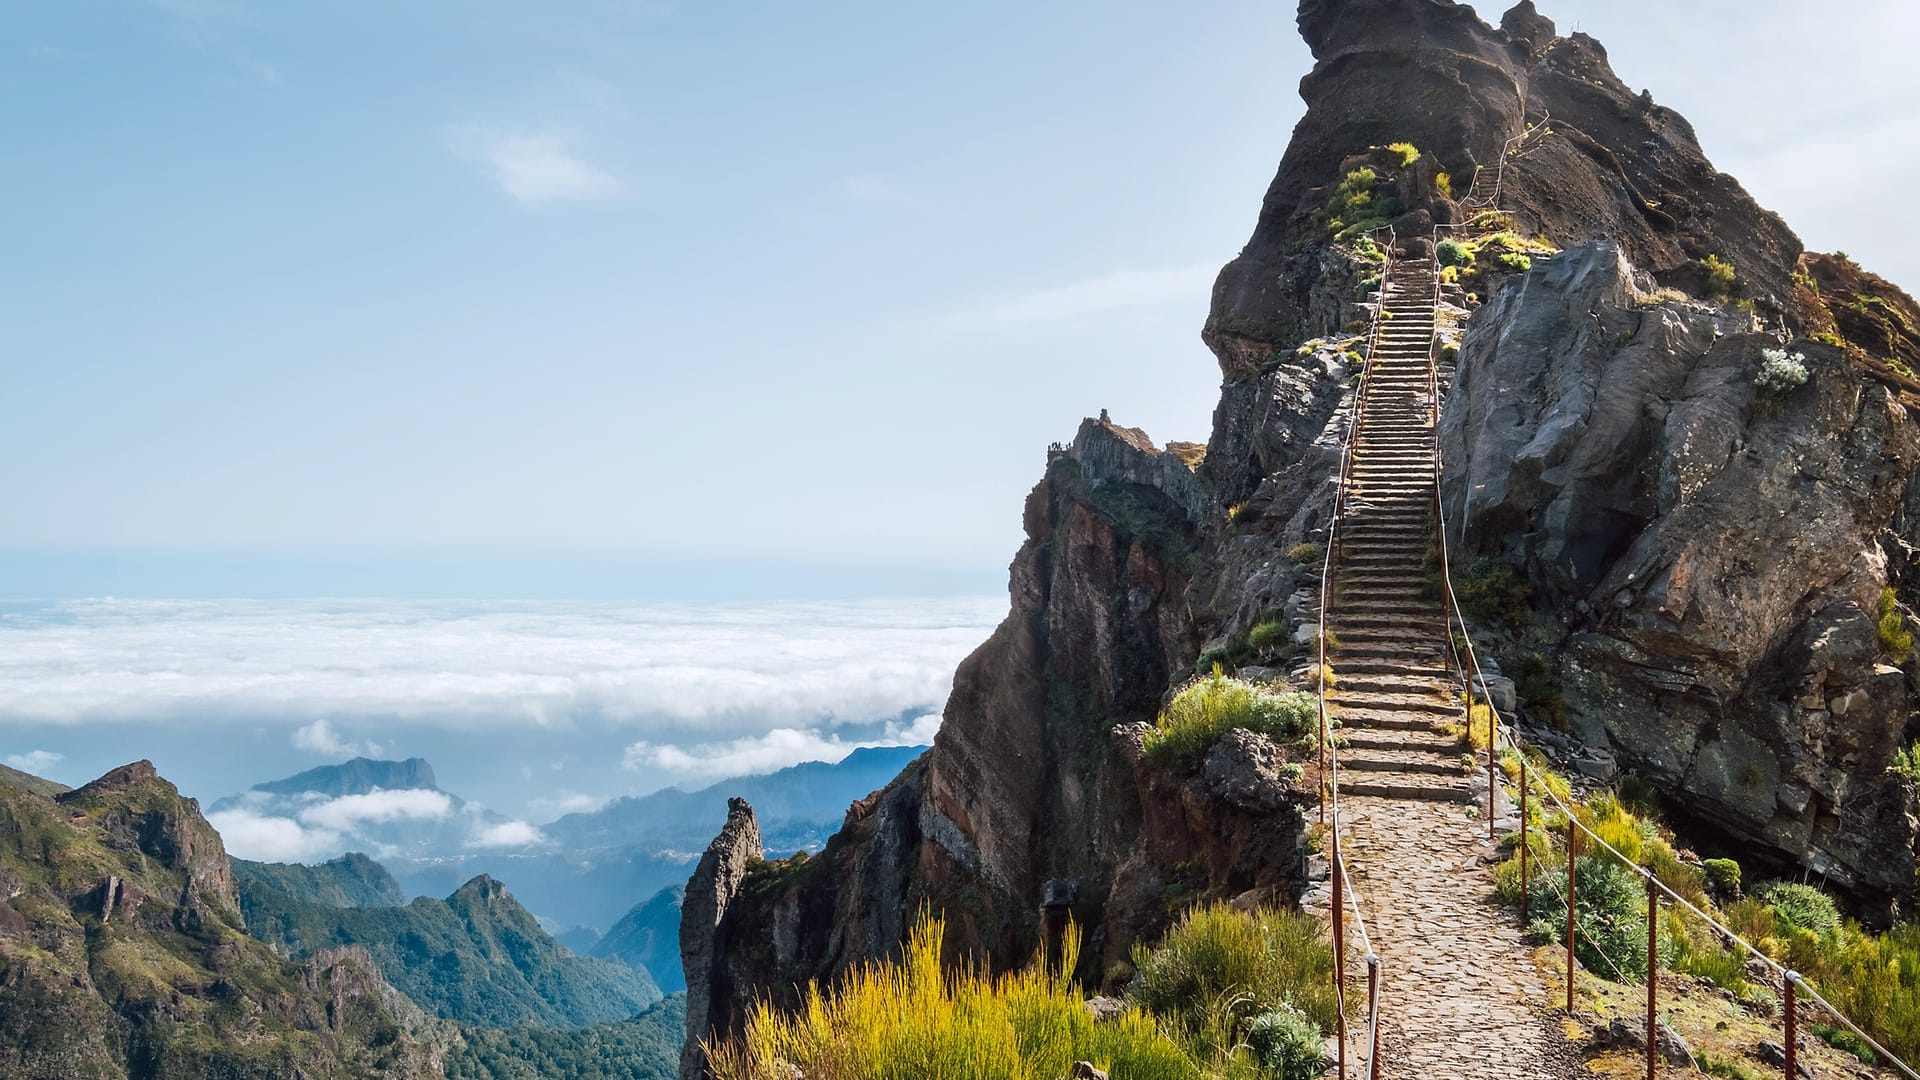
xmin=5 ymin=0 xmax=1917 ymax=599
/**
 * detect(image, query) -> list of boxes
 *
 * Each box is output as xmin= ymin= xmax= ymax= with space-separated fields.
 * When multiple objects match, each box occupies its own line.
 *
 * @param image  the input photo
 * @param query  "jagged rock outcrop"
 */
xmin=1208 ymin=0 xmax=1800 ymax=368
xmin=1441 ymin=242 xmax=1920 ymax=916
xmin=0 ymin=761 xmax=450 ymax=1077
xmin=677 ymin=419 xmax=1315 ymax=1075
xmin=680 ymin=799 xmax=762 ymax=1080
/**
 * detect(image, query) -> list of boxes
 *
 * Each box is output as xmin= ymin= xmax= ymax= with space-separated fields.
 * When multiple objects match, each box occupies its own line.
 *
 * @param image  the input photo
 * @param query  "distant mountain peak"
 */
xmin=250 ymin=756 xmax=440 ymax=798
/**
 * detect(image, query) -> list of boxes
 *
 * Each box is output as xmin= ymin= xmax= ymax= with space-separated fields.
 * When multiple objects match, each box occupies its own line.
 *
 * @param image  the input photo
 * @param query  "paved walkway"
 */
xmin=1337 ymin=795 xmax=1590 ymax=1077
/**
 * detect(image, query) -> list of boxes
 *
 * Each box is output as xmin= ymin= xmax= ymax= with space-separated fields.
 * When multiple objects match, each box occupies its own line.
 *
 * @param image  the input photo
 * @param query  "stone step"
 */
xmin=1342 ymin=727 xmax=1460 ymax=753
xmin=1341 ymin=749 xmax=1465 ymax=776
xmin=1330 ymin=706 xmax=1450 ymax=731
xmin=1329 ymin=691 xmax=1459 ymax=718
xmin=1336 ymin=773 xmax=1475 ymax=804
xmin=1332 ymin=627 xmax=1445 ymax=647
xmin=1333 ymin=656 xmax=1449 ymax=678
xmin=1336 ymin=671 xmax=1453 ymax=696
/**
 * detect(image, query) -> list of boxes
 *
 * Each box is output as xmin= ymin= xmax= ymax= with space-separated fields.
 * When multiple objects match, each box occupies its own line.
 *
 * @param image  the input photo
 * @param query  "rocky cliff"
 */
xmin=680 ymin=0 xmax=1920 ymax=1069
xmin=0 ymin=761 xmax=448 ymax=1078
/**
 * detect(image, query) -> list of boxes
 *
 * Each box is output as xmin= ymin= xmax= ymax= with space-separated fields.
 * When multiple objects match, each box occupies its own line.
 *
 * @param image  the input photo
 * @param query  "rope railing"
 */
xmin=1314 ymin=223 xmax=1401 ymax=1080
xmin=1413 ymin=182 xmax=1920 ymax=1076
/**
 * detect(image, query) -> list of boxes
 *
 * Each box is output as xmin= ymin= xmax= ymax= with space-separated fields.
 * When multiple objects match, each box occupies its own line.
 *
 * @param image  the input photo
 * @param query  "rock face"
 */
xmin=680 ymin=798 xmax=763 ymax=1080
xmin=0 ymin=761 xmax=448 ymax=1078
xmin=677 ymin=420 xmax=1316 ymax=1075
xmin=1208 ymin=0 xmax=1800 ymax=368
xmin=1441 ymin=242 xmax=1920 ymax=916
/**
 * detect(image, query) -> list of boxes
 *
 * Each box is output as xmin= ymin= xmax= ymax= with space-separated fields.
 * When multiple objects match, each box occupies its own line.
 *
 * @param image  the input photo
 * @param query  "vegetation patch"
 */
xmin=1129 ymin=903 xmax=1336 ymax=1078
xmin=707 ymin=906 xmax=1338 ymax=1080
xmin=1143 ymin=671 xmax=1316 ymax=772
xmin=1753 ymin=348 xmax=1809 ymax=394
xmin=1702 ymin=254 xmax=1737 ymax=301
xmin=1456 ymin=557 xmax=1533 ymax=626
xmin=1877 ymin=586 xmax=1912 ymax=657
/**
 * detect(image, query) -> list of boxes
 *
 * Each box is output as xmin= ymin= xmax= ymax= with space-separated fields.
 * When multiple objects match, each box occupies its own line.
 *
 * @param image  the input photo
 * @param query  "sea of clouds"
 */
xmin=0 ymin=596 xmax=1004 ymax=859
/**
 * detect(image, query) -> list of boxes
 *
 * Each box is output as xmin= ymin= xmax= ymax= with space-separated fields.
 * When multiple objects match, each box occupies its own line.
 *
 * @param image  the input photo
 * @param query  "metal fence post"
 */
xmin=1784 ymin=974 xmax=1798 ymax=1080
xmin=1332 ymin=830 xmax=1347 ymax=1080
xmin=1647 ymin=883 xmax=1658 ymax=1080
xmin=1566 ymin=819 xmax=1578 ymax=1013
xmin=1367 ymin=955 xmax=1381 ymax=1080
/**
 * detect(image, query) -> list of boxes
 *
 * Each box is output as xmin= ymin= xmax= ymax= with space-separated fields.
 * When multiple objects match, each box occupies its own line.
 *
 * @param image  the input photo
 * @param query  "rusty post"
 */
xmin=1784 ymin=974 xmax=1798 ymax=1080
xmin=1566 ymin=818 xmax=1578 ymax=1013
xmin=1367 ymin=955 xmax=1381 ymax=1080
xmin=1332 ymin=831 xmax=1347 ymax=1080
xmin=1647 ymin=882 xmax=1658 ymax=1080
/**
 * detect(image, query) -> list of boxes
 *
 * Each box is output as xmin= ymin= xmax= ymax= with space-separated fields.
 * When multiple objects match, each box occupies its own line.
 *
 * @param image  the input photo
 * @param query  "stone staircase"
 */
xmin=1326 ymin=256 xmax=1475 ymax=805
xmin=1316 ymin=250 xmax=1588 ymax=1077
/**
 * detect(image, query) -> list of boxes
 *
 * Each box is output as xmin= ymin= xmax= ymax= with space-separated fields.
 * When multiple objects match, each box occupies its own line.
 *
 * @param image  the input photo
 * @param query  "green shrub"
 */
xmin=1894 ymin=743 xmax=1920 ymax=782
xmin=1385 ymin=141 xmax=1421 ymax=166
xmin=1702 ymin=858 xmax=1742 ymax=899
xmin=1246 ymin=617 xmax=1287 ymax=654
xmin=1523 ymin=854 xmax=1652 ymax=981
xmin=1143 ymin=671 xmax=1316 ymax=770
xmin=1703 ymin=254 xmax=1736 ymax=300
xmin=1877 ymin=587 xmax=1912 ymax=657
xmin=1285 ymin=543 xmax=1321 ymax=565
xmin=1129 ymin=903 xmax=1336 ymax=1036
xmin=1457 ymin=557 xmax=1532 ymax=625
xmin=1497 ymin=252 xmax=1532 ymax=272
xmin=1349 ymin=235 xmax=1386 ymax=265
xmin=1760 ymin=882 xmax=1839 ymax=936
xmin=1811 ymin=1024 xmax=1881 ymax=1065
xmin=1435 ymin=171 xmax=1453 ymax=197
xmin=1246 ymin=1007 xmax=1329 ymax=1080
xmin=1673 ymin=934 xmax=1751 ymax=994
xmin=1436 ymin=239 xmax=1474 ymax=268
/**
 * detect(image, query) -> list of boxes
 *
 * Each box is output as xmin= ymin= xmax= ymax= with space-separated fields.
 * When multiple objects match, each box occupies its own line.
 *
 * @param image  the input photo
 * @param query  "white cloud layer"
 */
xmin=207 ymin=806 xmax=344 ymax=862
xmin=0 ymin=598 xmax=999 ymax=735
xmin=5 ymin=749 xmax=62 ymax=774
xmin=469 ymin=820 xmax=545 ymax=848
xmin=296 ymin=788 xmax=452 ymax=832
xmin=448 ymin=126 xmax=622 ymax=203
xmin=946 ymin=263 xmax=1215 ymax=330
xmin=622 ymin=711 xmax=940 ymax=779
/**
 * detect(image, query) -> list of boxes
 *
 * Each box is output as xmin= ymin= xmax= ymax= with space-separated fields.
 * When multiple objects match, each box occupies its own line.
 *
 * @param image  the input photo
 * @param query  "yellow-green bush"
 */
xmin=1877 ymin=587 xmax=1912 ymax=657
xmin=1703 ymin=254 xmax=1737 ymax=301
xmin=707 ymin=914 xmax=1199 ymax=1080
xmin=1128 ymin=903 xmax=1337 ymax=1042
xmin=1144 ymin=671 xmax=1317 ymax=770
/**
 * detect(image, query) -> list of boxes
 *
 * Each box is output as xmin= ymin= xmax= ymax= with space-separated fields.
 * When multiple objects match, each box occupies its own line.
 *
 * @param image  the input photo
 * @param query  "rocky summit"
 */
xmin=680 ymin=0 xmax=1920 ymax=1075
